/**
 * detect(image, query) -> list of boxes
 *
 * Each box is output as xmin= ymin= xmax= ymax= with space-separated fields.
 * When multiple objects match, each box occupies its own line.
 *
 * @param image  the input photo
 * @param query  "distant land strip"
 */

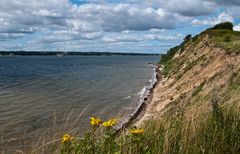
xmin=0 ymin=51 xmax=160 ymax=56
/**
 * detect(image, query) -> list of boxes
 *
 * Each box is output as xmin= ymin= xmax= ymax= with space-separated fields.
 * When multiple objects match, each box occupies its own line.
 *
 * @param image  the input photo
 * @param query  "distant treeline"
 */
xmin=0 ymin=51 xmax=160 ymax=56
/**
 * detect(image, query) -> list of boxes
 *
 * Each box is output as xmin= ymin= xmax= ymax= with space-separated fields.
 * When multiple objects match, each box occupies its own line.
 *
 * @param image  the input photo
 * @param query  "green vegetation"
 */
xmin=160 ymin=34 xmax=192 ymax=64
xmin=161 ymin=58 xmax=178 ymax=76
xmin=228 ymin=70 xmax=240 ymax=90
xmin=206 ymin=29 xmax=240 ymax=42
xmin=192 ymin=80 xmax=206 ymax=97
xmin=213 ymin=29 xmax=240 ymax=53
xmin=176 ymin=73 xmax=183 ymax=80
xmin=184 ymin=34 xmax=192 ymax=43
xmin=60 ymin=102 xmax=240 ymax=154
xmin=212 ymin=22 xmax=233 ymax=30
xmin=184 ymin=56 xmax=206 ymax=73
xmin=223 ymin=35 xmax=231 ymax=42
xmin=160 ymin=22 xmax=240 ymax=77
xmin=160 ymin=46 xmax=181 ymax=65
xmin=160 ymin=35 xmax=192 ymax=76
xmin=204 ymin=25 xmax=240 ymax=53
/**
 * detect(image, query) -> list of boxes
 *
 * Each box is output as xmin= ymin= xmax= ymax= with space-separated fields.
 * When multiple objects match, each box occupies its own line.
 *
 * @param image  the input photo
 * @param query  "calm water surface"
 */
xmin=0 ymin=56 xmax=159 ymax=149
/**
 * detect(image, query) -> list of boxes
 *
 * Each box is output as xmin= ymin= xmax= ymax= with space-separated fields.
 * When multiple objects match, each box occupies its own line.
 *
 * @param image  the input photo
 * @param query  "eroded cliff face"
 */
xmin=137 ymin=31 xmax=240 ymax=126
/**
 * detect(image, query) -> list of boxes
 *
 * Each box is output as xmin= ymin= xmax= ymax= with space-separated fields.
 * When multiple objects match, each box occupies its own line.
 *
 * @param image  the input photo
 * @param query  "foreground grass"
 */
xmin=60 ymin=102 xmax=240 ymax=154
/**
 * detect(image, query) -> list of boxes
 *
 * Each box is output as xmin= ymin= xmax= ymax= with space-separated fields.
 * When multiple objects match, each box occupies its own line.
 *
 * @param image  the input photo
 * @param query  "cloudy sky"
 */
xmin=0 ymin=0 xmax=240 ymax=53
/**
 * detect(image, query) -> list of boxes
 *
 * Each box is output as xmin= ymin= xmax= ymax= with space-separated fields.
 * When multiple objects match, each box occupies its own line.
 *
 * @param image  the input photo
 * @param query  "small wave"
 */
xmin=138 ymin=66 xmax=158 ymax=101
xmin=123 ymin=96 xmax=132 ymax=99
xmin=137 ymin=86 xmax=147 ymax=96
xmin=116 ymin=65 xmax=159 ymax=130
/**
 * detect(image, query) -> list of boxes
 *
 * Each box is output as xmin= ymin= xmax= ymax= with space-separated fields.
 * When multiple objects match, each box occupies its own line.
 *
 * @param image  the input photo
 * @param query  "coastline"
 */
xmin=116 ymin=64 xmax=162 ymax=133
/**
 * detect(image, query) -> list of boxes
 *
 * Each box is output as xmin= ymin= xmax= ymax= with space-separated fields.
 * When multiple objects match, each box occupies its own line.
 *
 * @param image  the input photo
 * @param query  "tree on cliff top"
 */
xmin=212 ymin=22 xmax=233 ymax=31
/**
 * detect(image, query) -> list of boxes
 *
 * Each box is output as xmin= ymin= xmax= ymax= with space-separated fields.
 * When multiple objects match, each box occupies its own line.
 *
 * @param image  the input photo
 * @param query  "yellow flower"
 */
xmin=62 ymin=134 xmax=74 ymax=143
xmin=129 ymin=128 xmax=144 ymax=134
xmin=90 ymin=117 xmax=102 ymax=126
xmin=102 ymin=119 xmax=118 ymax=127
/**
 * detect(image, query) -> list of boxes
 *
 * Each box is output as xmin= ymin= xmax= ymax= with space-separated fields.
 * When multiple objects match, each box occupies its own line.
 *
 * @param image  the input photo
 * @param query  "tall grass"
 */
xmin=59 ymin=101 xmax=240 ymax=154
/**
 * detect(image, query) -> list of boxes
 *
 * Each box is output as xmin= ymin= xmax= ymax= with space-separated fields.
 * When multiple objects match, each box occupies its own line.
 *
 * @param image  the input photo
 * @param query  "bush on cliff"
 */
xmin=160 ymin=34 xmax=192 ymax=76
xmin=212 ymin=22 xmax=233 ymax=31
xmin=160 ymin=34 xmax=192 ymax=63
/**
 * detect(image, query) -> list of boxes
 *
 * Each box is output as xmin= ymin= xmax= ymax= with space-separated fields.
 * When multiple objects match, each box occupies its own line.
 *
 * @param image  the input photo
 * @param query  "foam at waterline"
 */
xmin=138 ymin=67 xmax=157 ymax=103
xmin=116 ymin=65 xmax=158 ymax=129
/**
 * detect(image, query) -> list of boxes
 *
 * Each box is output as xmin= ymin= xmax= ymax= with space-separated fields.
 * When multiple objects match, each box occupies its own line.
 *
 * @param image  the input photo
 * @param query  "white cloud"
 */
xmin=0 ymin=33 xmax=26 ymax=41
xmin=210 ymin=0 xmax=240 ymax=6
xmin=0 ymin=0 xmax=238 ymax=52
xmin=112 ymin=0 xmax=216 ymax=16
xmin=233 ymin=25 xmax=240 ymax=31
xmin=121 ymin=30 xmax=131 ymax=34
xmin=0 ymin=0 xmax=71 ymax=36
xmin=68 ymin=4 xmax=181 ymax=32
xmin=149 ymin=29 xmax=167 ymax=33
xmin=32 ymin=9 xmax=60 ymax=17
xmin=101 ymin=33 xmax=179 ymax=43
xmin=166 ymin=0 xmax=215 ymax=16
xmin=102 ymin=34 xmax=142 ymax=43
xmin=0 ymin=1 xmax=188 ymax=42
xmin=144 ymin=34 xmax=177 ymax=41
xmin=191 ymin=12 xmax=234 ymax=26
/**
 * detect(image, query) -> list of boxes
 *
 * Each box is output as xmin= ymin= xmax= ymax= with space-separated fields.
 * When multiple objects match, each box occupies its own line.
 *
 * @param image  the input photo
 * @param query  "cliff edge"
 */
xmin=137 ymin=22 xmax=240 ymax=127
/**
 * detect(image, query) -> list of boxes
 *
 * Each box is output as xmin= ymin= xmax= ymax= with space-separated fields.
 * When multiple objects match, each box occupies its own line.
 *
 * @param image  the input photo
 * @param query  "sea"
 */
xmin=0 ymin=55 xmax=159 ymax=151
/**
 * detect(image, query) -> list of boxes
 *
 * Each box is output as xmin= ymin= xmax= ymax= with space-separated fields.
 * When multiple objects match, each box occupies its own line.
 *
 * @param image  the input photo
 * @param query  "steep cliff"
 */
xmin=137 ymin=23 xmax=240 ymax=126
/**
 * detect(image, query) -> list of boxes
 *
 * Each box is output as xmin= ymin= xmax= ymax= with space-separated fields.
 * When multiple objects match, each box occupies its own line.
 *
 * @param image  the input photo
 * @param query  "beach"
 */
xmin=116 ymin=64 xmax=162 ymax=131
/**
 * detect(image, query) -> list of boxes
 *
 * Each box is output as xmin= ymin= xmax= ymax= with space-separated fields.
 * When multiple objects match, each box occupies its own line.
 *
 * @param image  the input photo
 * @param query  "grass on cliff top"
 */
xmin=160 ymin=22 xmax=240 ymax=76
xmin=205 ymin=28 xmax=240 ymax=53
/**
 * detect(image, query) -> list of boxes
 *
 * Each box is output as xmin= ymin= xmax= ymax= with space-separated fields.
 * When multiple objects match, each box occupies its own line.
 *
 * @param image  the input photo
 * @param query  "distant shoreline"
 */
xmin=0 ymin=51 xmax=160 ymax=56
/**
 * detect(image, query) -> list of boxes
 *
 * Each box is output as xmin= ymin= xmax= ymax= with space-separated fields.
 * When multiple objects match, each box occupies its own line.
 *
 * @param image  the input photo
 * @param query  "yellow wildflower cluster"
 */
xmin=102 ymin=119 xmax=118 ymax=127
xmin=129 ymin=128 xmax=144 ymax=134
xmin=62 ymin=134 xmax=74 ymax=143
xmin=90 ymin=117 xmax=102 ymax=126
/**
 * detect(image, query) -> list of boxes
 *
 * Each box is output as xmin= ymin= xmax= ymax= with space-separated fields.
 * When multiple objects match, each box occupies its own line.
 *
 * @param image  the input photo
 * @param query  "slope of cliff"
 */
xmin=133 ymin=23 xmax=240 ymax=153
xmin=138 ymin=23 xmax=240 ymax=124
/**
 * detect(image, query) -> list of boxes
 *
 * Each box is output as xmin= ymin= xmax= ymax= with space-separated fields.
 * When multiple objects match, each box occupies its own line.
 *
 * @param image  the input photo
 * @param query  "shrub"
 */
xmin=192 ymin=34 xmax=199 ymax=42
xmin=223 ymin=35 xmax=231 ymax=42
xmin=212 ymin=22 xmax=233 ymax=31
xmin=228 ymin=71 xmax=240 ymax=90
xmin=184 ymin=34 xmax=192 ymax=42
xmin=192 ymin=80 xmax=206 ymax=97
xmin=160 ymin=34 xmax=193 ymax=65
xmin=160 ymin=34 xmax=193 ymax=76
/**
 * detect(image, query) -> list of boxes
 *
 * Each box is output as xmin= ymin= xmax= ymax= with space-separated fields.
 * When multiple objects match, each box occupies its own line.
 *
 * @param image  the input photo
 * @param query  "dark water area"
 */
xmin=0 ymin=55 xmax=159 ymax=151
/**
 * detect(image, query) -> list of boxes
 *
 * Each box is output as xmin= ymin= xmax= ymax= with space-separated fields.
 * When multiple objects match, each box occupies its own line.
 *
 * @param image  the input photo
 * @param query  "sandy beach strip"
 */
xmin=115 ymin=64 xmax=162 ymax=133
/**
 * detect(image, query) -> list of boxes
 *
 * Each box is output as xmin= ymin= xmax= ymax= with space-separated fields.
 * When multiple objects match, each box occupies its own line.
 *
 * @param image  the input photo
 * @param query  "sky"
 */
xmin=0 ymin=0 xmax=240 ymax=53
